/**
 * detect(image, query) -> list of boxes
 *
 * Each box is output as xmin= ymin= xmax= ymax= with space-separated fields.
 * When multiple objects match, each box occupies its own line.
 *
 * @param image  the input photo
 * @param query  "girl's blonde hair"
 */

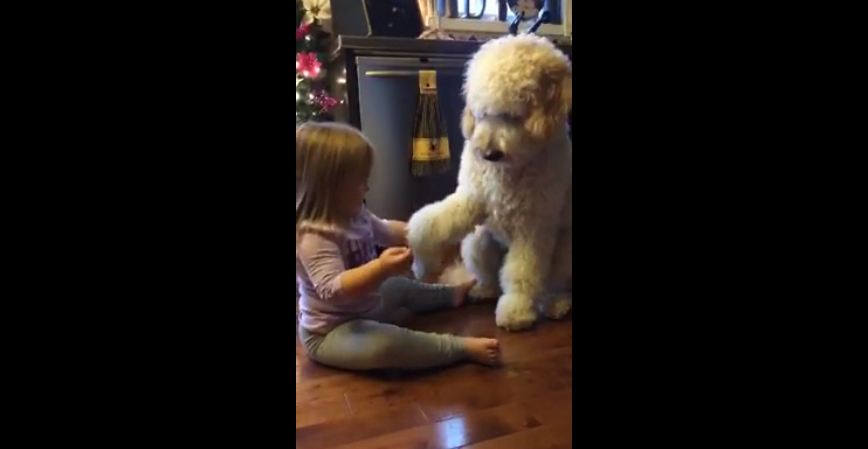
xmin=296 ymin=122 xmax=373 ymax=237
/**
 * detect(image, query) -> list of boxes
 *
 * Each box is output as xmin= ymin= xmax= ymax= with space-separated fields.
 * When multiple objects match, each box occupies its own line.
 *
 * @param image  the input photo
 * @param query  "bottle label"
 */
xmin=412 ymin=137 xmax=450 ymax=161
xmin=419 ymin=70 xmax=438 ymax=94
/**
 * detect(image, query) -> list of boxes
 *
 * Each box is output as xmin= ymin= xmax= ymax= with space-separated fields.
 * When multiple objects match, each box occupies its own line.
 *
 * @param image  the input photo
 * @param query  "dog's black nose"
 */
xmin=482 ymin=150 xmax=504 ymax=161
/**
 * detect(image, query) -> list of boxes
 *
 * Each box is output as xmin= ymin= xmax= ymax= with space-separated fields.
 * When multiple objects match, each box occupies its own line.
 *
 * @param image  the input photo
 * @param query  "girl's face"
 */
xmin=338 ymin=169 xmax=369 ymax=217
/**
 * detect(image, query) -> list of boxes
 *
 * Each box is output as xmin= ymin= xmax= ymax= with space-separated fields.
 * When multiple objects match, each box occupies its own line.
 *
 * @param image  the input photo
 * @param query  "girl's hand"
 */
xmin=378 ymin=247 xmax=414 ymax=276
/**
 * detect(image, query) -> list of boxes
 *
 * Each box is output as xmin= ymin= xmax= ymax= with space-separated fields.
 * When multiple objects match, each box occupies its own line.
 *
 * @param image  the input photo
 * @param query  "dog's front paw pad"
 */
xmin=541 ymin=293 xmax=572 ymax=319
xmin=411 ymin=252 xmax=441 ymax=281
xmin=495 ymin=294 xmax=538 ymax=331
xmin=468 ymin=283 xmax=501 ymax=302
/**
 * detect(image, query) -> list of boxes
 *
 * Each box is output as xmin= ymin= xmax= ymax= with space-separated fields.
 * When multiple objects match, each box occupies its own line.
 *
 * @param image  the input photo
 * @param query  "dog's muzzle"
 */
xmin=482 ymin=149 xmax=505 ymax=162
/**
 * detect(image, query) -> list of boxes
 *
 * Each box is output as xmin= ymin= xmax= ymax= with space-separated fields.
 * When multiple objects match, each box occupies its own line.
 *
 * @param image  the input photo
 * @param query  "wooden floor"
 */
xmin=295 ymin=302 xmax=572 ymax=449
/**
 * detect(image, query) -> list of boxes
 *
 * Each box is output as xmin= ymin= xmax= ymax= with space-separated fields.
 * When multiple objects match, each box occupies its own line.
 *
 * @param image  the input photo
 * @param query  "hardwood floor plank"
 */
xmin=296 ymin=394 xmax=352 ymax=429
xmin=296 ymin=403 xmax=429 ymax=449
xmin=459 ymin=419 xmax=573 ymax=449
xmin=419 ymin=348 xmax=572 ymax=422
xmin=295 ymin=302 xmax=572 ymax=448
xmin=329 ymin=405 xmax=518 ymax=449
xmin=328 ymin=389 xmax=571 ymax=449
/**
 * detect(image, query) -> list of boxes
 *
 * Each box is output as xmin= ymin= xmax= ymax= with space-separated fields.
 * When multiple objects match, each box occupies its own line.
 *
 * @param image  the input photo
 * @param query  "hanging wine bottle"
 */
xmin=411 ymin=70 xmax=450 ymax=176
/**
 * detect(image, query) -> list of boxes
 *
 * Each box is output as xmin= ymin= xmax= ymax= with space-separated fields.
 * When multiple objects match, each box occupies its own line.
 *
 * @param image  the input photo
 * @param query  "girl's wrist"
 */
xmin=373 ymin=258 xmax=389 ymax=278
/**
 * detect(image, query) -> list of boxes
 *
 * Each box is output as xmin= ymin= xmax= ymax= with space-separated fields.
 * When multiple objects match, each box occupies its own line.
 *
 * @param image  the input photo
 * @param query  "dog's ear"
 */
xmin=558 ymin=71 xmax=572 ymax=118
xmin=525 ymin=67 xmax=571 ymax=141
xmin=461 ymin=106 xmax=475 ymax=139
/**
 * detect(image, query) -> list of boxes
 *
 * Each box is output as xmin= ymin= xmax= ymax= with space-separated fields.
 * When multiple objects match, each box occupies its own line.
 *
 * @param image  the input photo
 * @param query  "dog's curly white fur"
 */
xmin=408 ymin=34 xmax=572 ymax=331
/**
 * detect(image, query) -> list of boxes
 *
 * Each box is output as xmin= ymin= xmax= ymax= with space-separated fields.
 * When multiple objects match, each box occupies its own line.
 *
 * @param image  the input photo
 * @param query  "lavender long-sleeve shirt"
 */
xmin=296 ymin=208 xmax=401 ymax=334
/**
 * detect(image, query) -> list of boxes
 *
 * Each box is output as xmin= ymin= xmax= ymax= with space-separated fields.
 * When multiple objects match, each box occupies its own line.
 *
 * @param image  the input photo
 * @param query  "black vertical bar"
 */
xmin=345 ymin=48 xmax=362 ymax=128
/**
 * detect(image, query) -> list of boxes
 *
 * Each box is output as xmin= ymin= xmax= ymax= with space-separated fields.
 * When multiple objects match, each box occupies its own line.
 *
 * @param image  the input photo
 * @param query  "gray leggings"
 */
xmin=298 ymin=277 xmax=467 ymax=371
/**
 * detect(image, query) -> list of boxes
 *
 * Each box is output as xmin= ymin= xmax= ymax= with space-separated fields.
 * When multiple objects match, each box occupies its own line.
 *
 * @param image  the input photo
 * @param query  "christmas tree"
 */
xmin=296 ymin=0 xmax=338 ymax=123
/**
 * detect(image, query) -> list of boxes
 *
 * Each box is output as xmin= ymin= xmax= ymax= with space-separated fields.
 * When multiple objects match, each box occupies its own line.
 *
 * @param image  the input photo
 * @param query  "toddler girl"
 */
xmin=295 ymin=122 xmax=500 ymax=370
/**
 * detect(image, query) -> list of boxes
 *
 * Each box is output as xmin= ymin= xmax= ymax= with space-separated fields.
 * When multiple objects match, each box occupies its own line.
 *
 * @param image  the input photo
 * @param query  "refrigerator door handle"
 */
xmin=364 ymin=70 xmax=464 ymax=77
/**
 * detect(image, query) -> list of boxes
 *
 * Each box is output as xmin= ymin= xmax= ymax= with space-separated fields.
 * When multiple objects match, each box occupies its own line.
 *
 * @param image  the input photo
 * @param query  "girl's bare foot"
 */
xmin=463 ymin=337 xmax=501 ymax=366
xmin=452 ymin=279 xmax=477 ymax=308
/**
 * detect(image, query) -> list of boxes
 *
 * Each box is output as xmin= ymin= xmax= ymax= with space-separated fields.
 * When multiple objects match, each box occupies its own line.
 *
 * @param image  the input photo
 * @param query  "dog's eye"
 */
xmin=495 ymin=114 xmax=522 ymax=123
xmin=476 ymin=113 xmax=521 ymax=123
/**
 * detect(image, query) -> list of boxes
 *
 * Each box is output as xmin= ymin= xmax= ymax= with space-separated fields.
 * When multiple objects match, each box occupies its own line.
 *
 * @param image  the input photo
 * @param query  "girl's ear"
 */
xmin=461 ymin=106 xmax=475 ymax=139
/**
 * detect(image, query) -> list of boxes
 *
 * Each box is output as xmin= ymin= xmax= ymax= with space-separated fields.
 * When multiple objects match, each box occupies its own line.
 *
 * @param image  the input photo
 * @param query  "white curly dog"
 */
xmin=408 ymin=34 xmax=572 ymax=331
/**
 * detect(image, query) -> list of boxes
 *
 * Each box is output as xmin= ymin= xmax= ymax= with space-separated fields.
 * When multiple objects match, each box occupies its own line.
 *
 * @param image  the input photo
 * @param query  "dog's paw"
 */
xmin=411 ymin=257 xmax=441 ymax=282
xmin=468 ymin=282 xmax=501 ymax=303
xmin=540 ymin=293 xmax=572 ymax=319
xmin=495 ymin=293 xmax=538 ymax=331
xmin=407 ymin=204 xmax=439 ymax=247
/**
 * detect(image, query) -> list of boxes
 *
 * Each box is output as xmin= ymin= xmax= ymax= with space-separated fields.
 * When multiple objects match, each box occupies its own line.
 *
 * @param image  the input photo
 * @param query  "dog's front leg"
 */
xmin=462 ymin=226 xmax=505 ymax=301
xmin=541 ymin=227 xmax=572 ymax=320
xmin=496 ymin=230 xmax=556 ymax=331
xmin=407 ymin=191 xmax=484 ymax=281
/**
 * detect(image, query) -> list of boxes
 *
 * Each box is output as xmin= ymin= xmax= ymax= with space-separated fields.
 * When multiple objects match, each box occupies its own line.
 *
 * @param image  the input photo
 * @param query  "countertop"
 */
xmin=333 ymin=35 xmax=572 ymax=59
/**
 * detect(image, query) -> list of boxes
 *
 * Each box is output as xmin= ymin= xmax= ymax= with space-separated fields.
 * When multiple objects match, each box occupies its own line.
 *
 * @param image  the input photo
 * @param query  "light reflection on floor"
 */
xmin=438 ymin=415 xmax=468 ymax=448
